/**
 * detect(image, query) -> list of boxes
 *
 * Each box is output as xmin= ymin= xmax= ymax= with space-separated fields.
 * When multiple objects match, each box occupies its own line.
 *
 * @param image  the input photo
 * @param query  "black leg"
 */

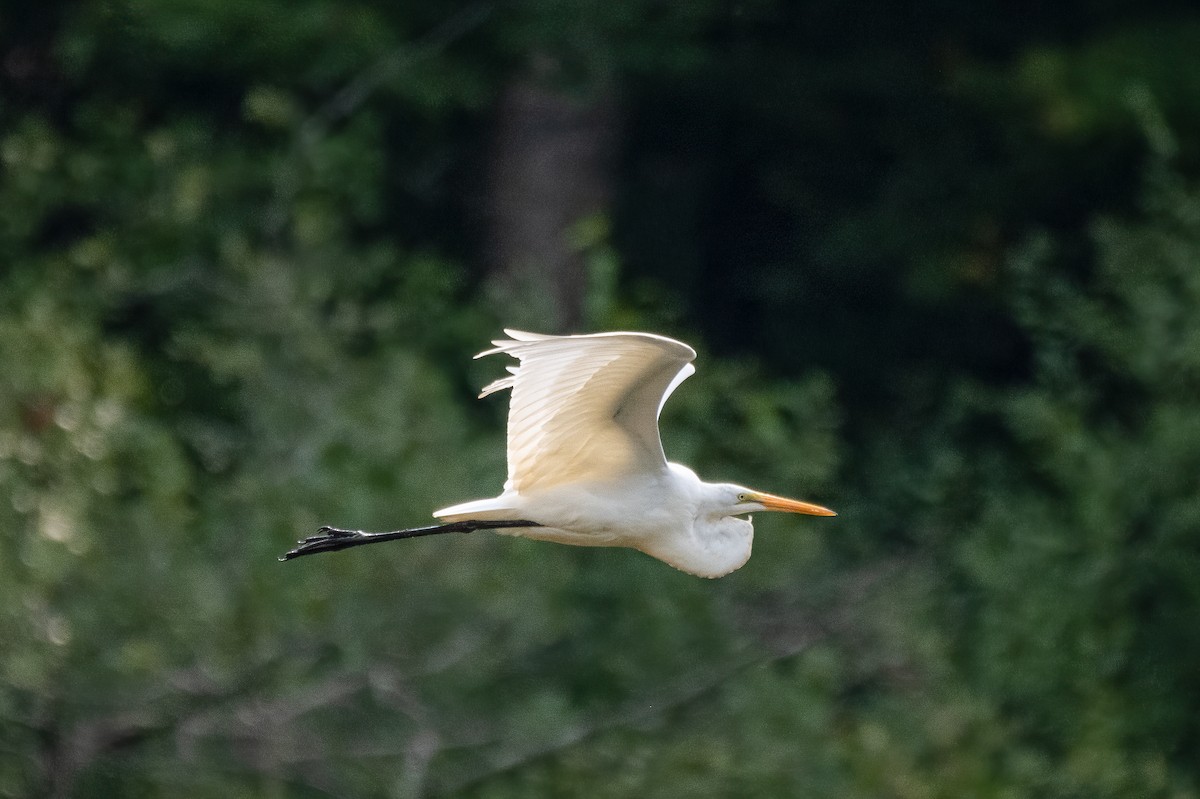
xmin=279 ymin=520 xmax=542 ymax=561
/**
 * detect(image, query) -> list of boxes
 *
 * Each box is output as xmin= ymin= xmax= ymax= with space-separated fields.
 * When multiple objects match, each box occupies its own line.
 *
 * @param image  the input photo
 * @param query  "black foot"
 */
xmin=279 ymin=526 xmax=367 ymax=560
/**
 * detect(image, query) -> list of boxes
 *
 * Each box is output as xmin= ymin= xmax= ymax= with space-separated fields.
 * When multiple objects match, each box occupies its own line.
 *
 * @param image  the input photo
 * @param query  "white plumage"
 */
xmin=434 ymin=330 xmax=834 ymax=578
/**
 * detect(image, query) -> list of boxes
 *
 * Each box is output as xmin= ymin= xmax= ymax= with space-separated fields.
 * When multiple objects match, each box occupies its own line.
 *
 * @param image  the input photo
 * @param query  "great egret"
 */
xmin=283 ymin=330 xmax=834 ymax=577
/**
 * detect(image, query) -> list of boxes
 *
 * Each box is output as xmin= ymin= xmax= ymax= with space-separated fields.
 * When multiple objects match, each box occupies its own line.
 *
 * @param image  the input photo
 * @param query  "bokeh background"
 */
xmin=4 ymin=2 xmax=1200 ymax=796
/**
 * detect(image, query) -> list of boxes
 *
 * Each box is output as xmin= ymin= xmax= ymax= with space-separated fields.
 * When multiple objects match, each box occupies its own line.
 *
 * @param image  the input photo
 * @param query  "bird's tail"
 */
xmin=432 ymin=496 xmax=520 ymax=523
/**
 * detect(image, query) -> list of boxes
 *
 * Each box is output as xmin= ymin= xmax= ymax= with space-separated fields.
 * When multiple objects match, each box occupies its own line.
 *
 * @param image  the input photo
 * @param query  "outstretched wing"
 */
xmin=477 ymin=329 xmax=697 ymax=493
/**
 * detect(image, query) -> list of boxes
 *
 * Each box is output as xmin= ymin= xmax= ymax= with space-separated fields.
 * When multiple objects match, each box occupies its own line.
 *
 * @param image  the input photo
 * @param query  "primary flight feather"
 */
xmin=284 ymin=329 xmax=835 ymax=577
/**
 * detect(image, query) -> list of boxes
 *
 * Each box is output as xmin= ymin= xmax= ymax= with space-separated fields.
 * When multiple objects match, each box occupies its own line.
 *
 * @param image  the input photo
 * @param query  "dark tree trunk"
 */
xmin=486 ymin=78 xmax=619 ymax=331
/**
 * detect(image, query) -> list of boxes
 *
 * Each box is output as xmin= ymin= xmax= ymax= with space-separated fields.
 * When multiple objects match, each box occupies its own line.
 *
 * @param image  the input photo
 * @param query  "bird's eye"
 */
xmin=737 ymin=493 xmax=747 ymax=502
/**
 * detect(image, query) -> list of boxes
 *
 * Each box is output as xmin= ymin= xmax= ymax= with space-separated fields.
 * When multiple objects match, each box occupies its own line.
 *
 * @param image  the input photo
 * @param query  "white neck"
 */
xmin=636 ymin=465 xmax=755 ymax=578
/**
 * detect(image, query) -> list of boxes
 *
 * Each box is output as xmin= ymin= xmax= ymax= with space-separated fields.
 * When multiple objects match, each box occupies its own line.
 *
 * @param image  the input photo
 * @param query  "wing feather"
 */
xmin=477 ymin=330 xmax=697 ymax=493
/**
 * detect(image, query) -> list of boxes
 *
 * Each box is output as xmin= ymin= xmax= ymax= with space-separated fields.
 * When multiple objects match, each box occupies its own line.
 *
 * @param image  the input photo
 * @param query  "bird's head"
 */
xmin=658 ymin=482 xmax=835 ymax=578
xmin=719 ymin=484 xmax=837 ymax=519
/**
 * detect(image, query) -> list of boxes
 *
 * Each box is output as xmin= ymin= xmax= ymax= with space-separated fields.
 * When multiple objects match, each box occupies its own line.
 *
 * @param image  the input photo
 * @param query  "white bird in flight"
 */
xmin=283 ymin=330 xmax=835 ymax=577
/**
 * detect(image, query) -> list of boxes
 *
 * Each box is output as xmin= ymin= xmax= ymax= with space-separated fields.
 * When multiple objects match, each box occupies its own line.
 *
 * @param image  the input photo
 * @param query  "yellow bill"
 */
xmin=751 ymin=491 xmax=837 ymax=516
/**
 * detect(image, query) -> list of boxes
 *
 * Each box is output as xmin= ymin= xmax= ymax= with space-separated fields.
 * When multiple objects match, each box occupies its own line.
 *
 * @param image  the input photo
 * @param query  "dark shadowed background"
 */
xmin=3 ymin=1 xmax=1200 ymax=796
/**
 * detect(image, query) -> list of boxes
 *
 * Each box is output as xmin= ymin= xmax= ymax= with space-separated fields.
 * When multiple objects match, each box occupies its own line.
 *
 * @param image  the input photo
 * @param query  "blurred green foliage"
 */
xmin=2 ymin=1 xmax=1199 ymax=797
